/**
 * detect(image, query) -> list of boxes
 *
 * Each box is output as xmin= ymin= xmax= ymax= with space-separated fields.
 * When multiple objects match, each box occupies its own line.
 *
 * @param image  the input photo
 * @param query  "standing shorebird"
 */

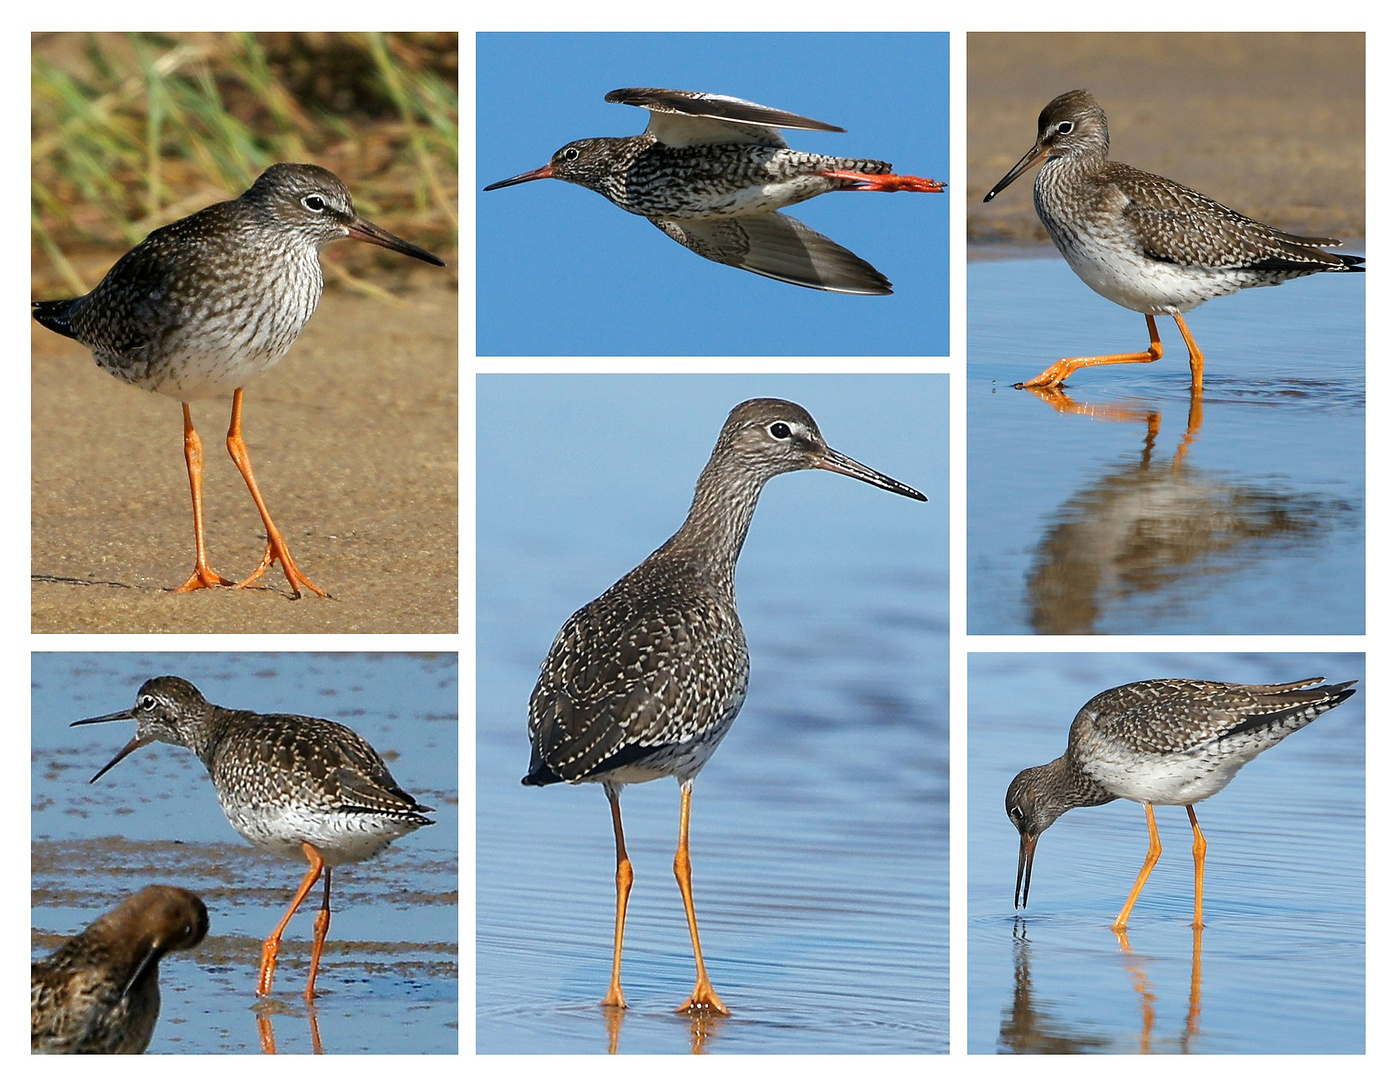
xmin=32 ymin=163 xmax=446 ymax=598
xmin=32 ymin=885 xmax=208 ymax=1054
xmin=1006 ymin=677 xmax=1356 ymax=929
xmin=486 ymin=87 xmax=945 ymax=294
xmin=983 ymin=90 xmax=1363 ymax=391
xmin=525 ymin=398 xmax=926 ymax=1013
xmin=72 ymin=676 xmax=434 ymax=999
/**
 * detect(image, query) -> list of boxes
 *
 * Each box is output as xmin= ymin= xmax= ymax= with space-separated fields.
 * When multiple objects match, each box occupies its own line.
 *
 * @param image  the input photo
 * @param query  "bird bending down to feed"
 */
xmin=1006 ymin=677 xmax=1356 ymax=929
xmin=524 ymin=398 xmax=926 ymax=1013
xmin=486 ymin=87 xmax=945 ymax=294
xmin=73 ymin=676 xmax=434 ymax=999
xmin=983 ymin=90 xmax=1363 ymax=391
xmin=32 ymin=163 xmax=446 ymax=598
xmin=31 ymin=885 xmax=208 ymax=1054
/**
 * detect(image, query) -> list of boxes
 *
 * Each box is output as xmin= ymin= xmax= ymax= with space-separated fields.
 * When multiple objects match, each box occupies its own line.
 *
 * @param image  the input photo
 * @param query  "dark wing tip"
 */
xmin=606 ymin=87 xmax=845 ymax=132
xmin=32 ymin=298 xmax=79 ymax=339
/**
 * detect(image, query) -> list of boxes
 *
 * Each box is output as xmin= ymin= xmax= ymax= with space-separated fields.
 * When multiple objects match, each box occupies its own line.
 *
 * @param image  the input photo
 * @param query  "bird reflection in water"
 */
xmin=1018 ymin=387 xmax=1350 ymax=634
xmin=1112 ymin=926 xmax=1204 ymax=1054
xmin=255 ymin=1000 xmax=323 ymax=1055
xmin=1001 ymin=921 xmax=1204 ymax=1053
xmin=600 ymin=999 xmax=726 ymax=1054
xmin=999 ymin=920 xmax=1111 ymax=1053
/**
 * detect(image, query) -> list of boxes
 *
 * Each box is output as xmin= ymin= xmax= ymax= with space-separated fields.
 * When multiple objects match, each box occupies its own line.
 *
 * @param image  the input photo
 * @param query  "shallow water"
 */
xmin=476 ymin=375 xmax=949 ymax=1053
xmin=31 ymin=652 xmax=459 ymax=1055
xmin=968 ymin=255 xmax=1364 ymax=634
xmin=967 ymin=653 xmax=1365 ymax=1054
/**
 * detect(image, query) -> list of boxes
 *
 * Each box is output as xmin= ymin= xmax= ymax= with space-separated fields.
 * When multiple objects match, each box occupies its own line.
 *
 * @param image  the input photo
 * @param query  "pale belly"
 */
xmin=221 ymin=798 xmax=422 ymax=867
xmin=1048 ymin=227 xmax=1259 ymax=316
xmin=100 ymin=342 xmax=294 ymax=400
xmin=1082 ymin=745 xmax=1254 ymax=806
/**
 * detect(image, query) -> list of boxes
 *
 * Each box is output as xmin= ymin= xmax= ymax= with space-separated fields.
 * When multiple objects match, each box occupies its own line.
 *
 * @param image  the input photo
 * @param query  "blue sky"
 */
xmin=477 ymin=33 xmax=949 ymax=356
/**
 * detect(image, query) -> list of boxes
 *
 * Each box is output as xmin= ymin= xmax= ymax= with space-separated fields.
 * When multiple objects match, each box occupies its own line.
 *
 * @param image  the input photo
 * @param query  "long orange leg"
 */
xmin=224 ymin=388 xmax=328 ymax=599
xmin=601 ymin=782 xmax=633 ymax=1009
xmin=1186 ymin=922 xmax=1204 ymax=1045
xmin=819 ymin=168 xmax=946 ymax=193
xmin=172 ymin=404 xmax=236 ymax=592
xmin=1113 ymin=803 xmax=1163 ymax=931
xmin=1172 ymin=313 xmax=1206 ymax=392
xmin=1187 ymin=804 xmax=1207 ymax=929
xmin=674 ymin=780 xmax=729 ymax=1015
xmin=305 ymin=866 xmax=332 ymax=1000
xmin=258 ymin=840 xmax=326 ymax=996
xmin=1019 ymin=314 xmax=1167 ymax=390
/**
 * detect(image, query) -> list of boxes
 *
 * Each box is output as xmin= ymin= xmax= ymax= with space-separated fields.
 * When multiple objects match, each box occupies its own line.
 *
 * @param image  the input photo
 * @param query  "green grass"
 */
xmin=32 ymin=32 xmax=457 ymax=295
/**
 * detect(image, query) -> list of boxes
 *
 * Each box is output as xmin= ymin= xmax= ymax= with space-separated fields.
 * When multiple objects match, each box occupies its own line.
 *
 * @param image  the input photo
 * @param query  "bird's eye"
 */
xmin=139 ymin=695 xmax=156 ymax=711
xmin=769 ymin=422 xmax=791 ymax=440
xmin=562 ymin=147 xmax=580 ymax=162
xmin=1009 ymin=806 xmax=1023 ymax=823
xmin=1055 ymin=121 xmax=1074 ymax=135
xmin=302 ymin=194 xmax=327 ymax=212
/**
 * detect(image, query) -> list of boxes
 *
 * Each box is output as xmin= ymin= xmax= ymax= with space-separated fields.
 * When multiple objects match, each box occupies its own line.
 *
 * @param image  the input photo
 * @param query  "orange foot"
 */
xmin=172 ymin=564 xmax=237 ymax=592
xmin=821 ymin=169 xmax=947 ymax=193
xmin=1014 ymin=359 xmax=1078 ymax=390
xmin=238 ymin=539 xmax=329 ymax=599
xmin=601 ymin=986 xmax=627 ymax=1010
xmin=257 ymin=937 xmax=280 ymax=997
xmin=676 ymin=977 xmax=730 ymax=1016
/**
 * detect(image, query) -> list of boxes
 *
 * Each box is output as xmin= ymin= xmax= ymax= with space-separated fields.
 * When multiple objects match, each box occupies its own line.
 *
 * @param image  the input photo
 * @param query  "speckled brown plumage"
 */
xmin=1006 ymin=676 xmax=1357 ymax=924
xmin=31 ymin=163 xmax=445 ymax=598
xmin=31 ymin=885 xmax=208 ymax=1054
xmin=524 ymin=397 xmax=925 ymax=1014
xmin=486 ymin=88 xmax=944 ymax=294
xmin=984 ymin=90 xmax=1362 ymax=390
xmin=72 ymin=676 xmax=433 ymax=999
xmin=32 ymin=164 xmax=443 ymax=400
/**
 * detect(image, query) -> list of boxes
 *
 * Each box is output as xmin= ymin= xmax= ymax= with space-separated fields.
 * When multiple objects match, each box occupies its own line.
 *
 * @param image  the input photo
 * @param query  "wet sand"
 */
xmin=970 ymin=33 xmax=1365 ymax=246
xmin=31 ymin=276 xmax=457 ymax=634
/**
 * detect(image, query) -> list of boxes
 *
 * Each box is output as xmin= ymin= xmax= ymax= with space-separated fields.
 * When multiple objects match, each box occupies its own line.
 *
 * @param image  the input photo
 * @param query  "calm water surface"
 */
xmin=477 ymin=375 xmax=949 ymax=1054
xmin=31 ymin=653 xmax=459 ymax=1054
xmin=969 ymin=255 xmax=1364 ymax=634
xmin=968 ymin=653 xmax=1365 ymax=1054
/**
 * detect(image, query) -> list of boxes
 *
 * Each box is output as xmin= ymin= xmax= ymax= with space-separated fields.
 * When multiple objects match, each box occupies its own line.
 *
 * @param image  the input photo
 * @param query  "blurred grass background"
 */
xmin=32 ymin=32 xmax=458 ymax=297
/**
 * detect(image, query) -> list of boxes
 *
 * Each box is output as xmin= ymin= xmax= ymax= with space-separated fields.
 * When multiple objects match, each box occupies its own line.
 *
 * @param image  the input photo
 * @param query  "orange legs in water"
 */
xmin=1113 ymin=803 xmax=1208 ymax=931
xmin=1018 ymin=313 xmax=1206 ymax=392
xmin=1187 ymin=805 xmax=1207 ymax=930
xmin=257 ymin=840 xmax=334 ymax=1001
xmin=601 ymin=783 xmax=633 ymax=1009
xmin=171 ymin=388 xmax=326 ymax=598
xmin=599 ymin=780 xmax=729 ymax=1015
xmin=674 ymin=780 xmax=728 ymax=1014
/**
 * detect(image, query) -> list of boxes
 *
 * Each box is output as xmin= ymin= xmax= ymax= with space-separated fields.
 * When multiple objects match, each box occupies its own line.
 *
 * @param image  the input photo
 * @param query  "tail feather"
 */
xmin=32 ymin=298 xmax=80 ymax=340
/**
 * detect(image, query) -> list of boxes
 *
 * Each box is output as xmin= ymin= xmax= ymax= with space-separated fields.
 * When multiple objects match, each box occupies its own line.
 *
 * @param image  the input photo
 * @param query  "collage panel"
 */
xmin=477 ymin=31 xmax=950 ymax=356
xmin=476 ymin=375 xmax=949 ymax=1052
xmin=966 ymin=33 xmax=1364 ymax=634
xmin=31 ymin=651 xmax=459 ymax=1054
xmin=967 ymin=651 xmax=1365 ymax=1053
xmin=31 ymin=32 xmax=458 ymax=634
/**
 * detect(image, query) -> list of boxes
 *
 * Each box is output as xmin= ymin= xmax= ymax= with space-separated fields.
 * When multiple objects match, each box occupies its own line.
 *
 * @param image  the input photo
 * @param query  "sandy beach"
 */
xmin=31 ymin=274 xmax=457 ymax=634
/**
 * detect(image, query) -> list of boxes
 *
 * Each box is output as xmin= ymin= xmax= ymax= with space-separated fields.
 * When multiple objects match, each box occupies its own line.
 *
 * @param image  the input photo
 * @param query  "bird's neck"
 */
xmin=656 ymin=459 xmax=768 ymax=597
xmin=1038 ymin=754 xmax=1117 ymax=817
xmin=180 ymin=709 xmax=238 ymax=774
